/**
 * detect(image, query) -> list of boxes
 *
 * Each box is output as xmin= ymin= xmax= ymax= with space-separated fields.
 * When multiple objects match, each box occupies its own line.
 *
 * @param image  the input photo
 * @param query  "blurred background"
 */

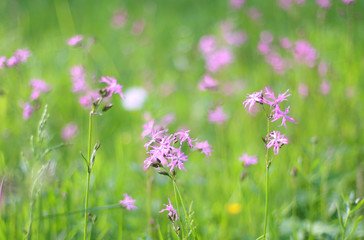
xmin=0 ymin=0 xmax=363 ymax=239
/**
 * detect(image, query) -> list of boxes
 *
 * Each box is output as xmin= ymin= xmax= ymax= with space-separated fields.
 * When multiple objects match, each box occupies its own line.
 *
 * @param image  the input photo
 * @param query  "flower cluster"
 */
xmin=68 ymin=64 xmax=123 ymax=109
xmin=23 ymin=79 xmax=51 ymax=120
xmin=142 ymin=119 xmax=213 ymax=173
xmin=0 ymin=48 xmax=31 ymax=69
xmin=242 ymin=88 xmax=295 ymax=155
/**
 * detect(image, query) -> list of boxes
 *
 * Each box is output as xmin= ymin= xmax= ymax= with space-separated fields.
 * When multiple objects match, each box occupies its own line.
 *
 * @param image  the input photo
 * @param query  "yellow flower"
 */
xmin=227 ymin=203 xmax=242 ymax=215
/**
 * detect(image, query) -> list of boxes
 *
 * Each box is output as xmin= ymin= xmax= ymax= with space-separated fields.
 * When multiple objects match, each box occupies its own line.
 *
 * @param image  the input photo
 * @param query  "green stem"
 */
xmin=263 ymin=119 xmax=270 ymax=240
xmin=173 ymin=181 xmax=184 ymax=239
xmin=175 ymin=183 xmax=197 ymax=239
xmin=84 ymin=112 xmax=93 ymax=240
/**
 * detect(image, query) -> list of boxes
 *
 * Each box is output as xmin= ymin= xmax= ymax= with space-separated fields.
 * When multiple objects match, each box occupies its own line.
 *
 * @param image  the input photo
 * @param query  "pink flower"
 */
xmin=278 ymin=0 xmax=293 ymax=10
xmin=23 ymin=102 xmax=34 ymax=120
xmin=266 ymin=131 xmax=289 ymax=155
xmin=247 ymin=7 xmax=262 ymax=20
xmin=280 ymin=38 xmax=292 ymax=49
xmin=239 ymin=153 xmax=258 ymax=166
xmin=264 ymin=88 xmax=291 ymax=107
xmin=160 ymin=114 xmax=175 ymax=128
xmin=320 ymin=80 xmax=330 ymax=95
xmin=242 ymin=90 xmax=264 ymax=112
xmin=199 ymin=35 xmax=216 ymax=55
xmin=271 ymin=106 xmax=296 ymax=128
xmin=142 ymin=120 xmax=155 ymax=138
xmin=6 ymin=48 xmax=32 ymax=67
xmin=131 ymin=20 xmax=145 ymax=35
xmin=342 ymin=0 xmax=354 ymax=4
xmin=195 ymin=141 xmax=213 ymax=157
xmin=265 ymin=53 xmax=286 ymax=74
xmin=14 ymin=49 xmax=31 ymax=63
xmin=298 ymin=83 xmax=309 ymax=98
xmin=119 ymin=193 xmax=137 ymax=211
xmin=30 ymin=79 xmax=51 ymax=101
xmin=67 ymin=35 xmax=83 ymax=46
xmin=79 ymin=91 xmax=100 ymax=109
xmin=209 ymin=106 xmax=227 ymax=125
xmin=167 ymin=147 xmax=188 ymax=172
xmin=61 ymin=123 xmax=78 ymax=141
xmin=316 ymin=0 xmax=331 ymax=8
xmin=70 ymin=66 xmax=88 ymax=92
xmin=230 ymin=0 xmax=245 ymax=9
xmin=223 ymin=31 xmax=247 ymax=46
xmin=100 ymin=76 xmax=124 ymax=98
xmin=0 ymin=57 xmax=6 ymax=69
xmin=199 ymin=75 xmax=218 ymax=91
xmin=293 ymin=40 xmax=318 ymax=68
xmin=159 ymin=198 xmax=178 ymax=222
xmin=318 ymin=61 xmax=328 ymax=77
xmin=111 ymin=9 xmax=128 ymax=29
xmin=258 ymin=42 xmax=271 ymax=55
xmin=205 ymin=48 xmax=234 ymax=72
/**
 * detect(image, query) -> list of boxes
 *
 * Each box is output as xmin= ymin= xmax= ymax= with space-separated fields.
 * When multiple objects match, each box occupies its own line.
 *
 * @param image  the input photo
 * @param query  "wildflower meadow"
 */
xmin=0 ymin=0 xmax=364 ymax=239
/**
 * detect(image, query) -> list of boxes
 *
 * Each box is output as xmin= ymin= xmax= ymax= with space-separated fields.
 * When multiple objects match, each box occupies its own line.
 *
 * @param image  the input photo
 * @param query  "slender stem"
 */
xmin=173 ymin=181 xmax=184 ymax=239
xmin=84 ymin=112 xmax=93 ymax=240
xmin=175 ymin=183 xmax=196 ymax=239
xmin=263 ymin=119 xmax=270 ymax=240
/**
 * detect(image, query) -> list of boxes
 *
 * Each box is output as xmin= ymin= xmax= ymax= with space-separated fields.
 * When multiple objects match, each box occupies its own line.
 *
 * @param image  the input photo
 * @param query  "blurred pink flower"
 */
xmin=293 ymin=40 xmax=318 ymax=67
xmin=160 ymin=114 xmax=175 ymax=128
xmin=342 ymin=0 xmax=354 ymax=4
xmin=247 ymin=7 xmax=262 ymax=20
xmin=0 ymin=56 xmax=6 ymax=69
xmin=199 ymin=74 xmax=218 ymax=91
xmin=294 ymin=0 xmax=306 ymax=4
xmin=223 ymin=31 xmax=247 ymax=46
xmin=79 ymin=91 xmax=100 ymax=108
xmin=205 ymin=48 xmax=234 ymax=72
xmin=30 ymin=79 xmax=51 ymax=101
xmin=318 ymin=61 xmax=328 ymax=77
xmin=320 ymin=80 xmax=330 ymax=95
xmin=61 ymin=123 xmax=78 ymax=141
xmin=298 ymin=83 xmax=309 ymax=98
xmin=195 ymin=141 xmax=213 ymax=157
xmin=230 ymin=0 xmax=245 ymax=9
xmin=6 ymin=48 xmax=32 ymax=67
xmin=199 ymin=35 xmax=216 ymax=55
xmin=119 ymin=193 xmax=137 ymax=211
xmin=280 ymin=38 xmax=292 ymax=49
xmin=258 ymin=41 xmax=271 ymax=55
xmin=316 ymin=0 xmax=331 ymax=8
xmin=239 ymin=153 xmax=258 ymax=166
xmin=100 ymin=76 xmax=124 ymax=98
xmin=111 ymin=9 xmax=128 ymax=29
xmin=67 ymin=35 xmax=83 ymax=46
xmin=266 ymin=53 xmax=286 ymax=74
xmin=23 ymin=102 xmax=34 ymax=120
xmin=131 ymin=20 xmax=145 ymax=35
xmin=70 ymin=65 xmax=88 ymax=93
xmin=278 ymin=0 xmax=292 ymax=10
xmin=209 ymin=106 xmax=227 ymax=124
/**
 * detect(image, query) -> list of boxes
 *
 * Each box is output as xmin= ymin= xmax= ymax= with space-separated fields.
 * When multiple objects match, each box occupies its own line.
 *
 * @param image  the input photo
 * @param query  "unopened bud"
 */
xmin=99 ymin=89 xmax=110 ymax=98
xmin=158 ymin=171 xmax=170 ymax=177
xmin=102 ymin=104 xmax=113 ymax=112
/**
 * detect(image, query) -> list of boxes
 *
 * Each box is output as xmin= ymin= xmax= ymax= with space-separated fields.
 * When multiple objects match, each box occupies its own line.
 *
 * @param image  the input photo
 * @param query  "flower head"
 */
xmin=67 ymin=35 xmax=83 ymax=46
xmin=70 ymin=66 xmax=88 ymax=93
xmin=209 ymin=106 xmax=227 ymax=125
xmin=159 ymin=198 xmax=178 ymax=222
xmin=199 ymin=75 xmax=218 ymax=91
xmin=23 ymin=102 xmax=34 ymax=120
xmin=100 ymin=76 xmax=124 ymax=98
xmin=239 ymin=153 xmax=258 ymax=166
xmin=30 ymin=79 xmax=51 ymax=101
xmin=266 ymin=131 xmax=289 ymax=155
xmin=61 ymin=123 xmax=78 ymax=141
xmin=271 ymin=106 xmax=296 ymax=128
xmin=195 ymin=141 xmax=213 ymax=157
xmin=293 ymin=40 xmax=318 ymax=67
xmin=119 ymin=193 xmax=137 ymax=211
xmin=242 ymin=90 xmax=264 ymax=112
